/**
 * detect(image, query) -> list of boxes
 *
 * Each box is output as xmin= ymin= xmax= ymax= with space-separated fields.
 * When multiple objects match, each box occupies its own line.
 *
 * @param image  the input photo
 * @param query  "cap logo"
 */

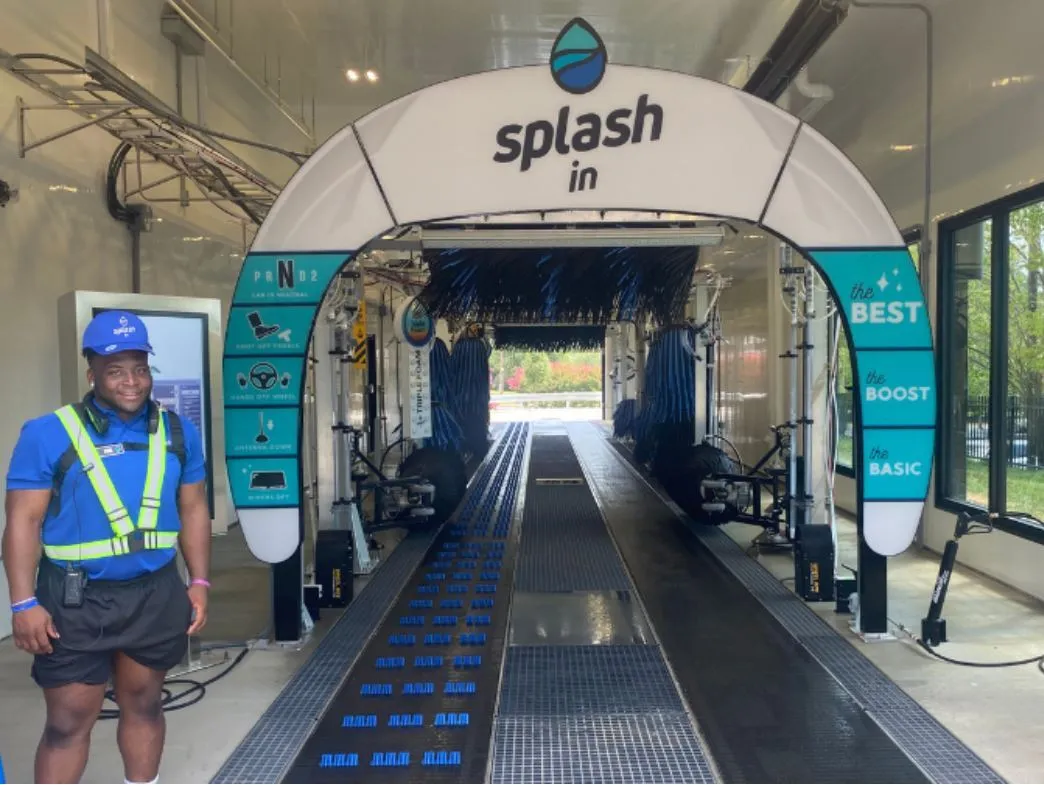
xmin=112 ymin=316 xmax=136 ymax=337
xmin=105 ymin=343 xmax=118 ymax=352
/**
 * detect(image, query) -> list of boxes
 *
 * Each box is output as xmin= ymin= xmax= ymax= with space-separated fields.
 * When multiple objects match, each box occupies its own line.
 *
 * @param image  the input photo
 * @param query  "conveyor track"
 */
xmin=284 ymin=423 xmax=530 ymax=783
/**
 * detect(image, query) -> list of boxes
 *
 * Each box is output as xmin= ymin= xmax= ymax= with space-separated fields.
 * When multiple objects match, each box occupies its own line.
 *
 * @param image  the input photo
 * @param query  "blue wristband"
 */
xmin=11 ymin=597 xmax=38 ymax=613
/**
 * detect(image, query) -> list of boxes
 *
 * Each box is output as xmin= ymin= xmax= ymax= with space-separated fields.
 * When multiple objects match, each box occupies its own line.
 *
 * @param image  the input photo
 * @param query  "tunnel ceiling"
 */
xmin=418 ymin=246 xmax=699 ymax=327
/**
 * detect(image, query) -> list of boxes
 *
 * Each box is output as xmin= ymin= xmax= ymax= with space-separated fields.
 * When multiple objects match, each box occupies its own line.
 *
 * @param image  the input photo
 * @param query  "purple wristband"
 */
xmin=190 ymin=578 xmax=211 ymax=589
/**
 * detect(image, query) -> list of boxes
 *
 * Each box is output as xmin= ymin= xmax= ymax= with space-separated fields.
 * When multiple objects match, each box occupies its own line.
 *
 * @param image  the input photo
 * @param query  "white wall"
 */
xmin=0 ymin=0 xmax=313 ymax=638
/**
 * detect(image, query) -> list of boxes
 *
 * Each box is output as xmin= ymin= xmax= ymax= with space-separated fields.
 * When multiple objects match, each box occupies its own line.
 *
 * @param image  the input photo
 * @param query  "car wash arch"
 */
xmin=221 ymin=18 xmax=935 ymax=643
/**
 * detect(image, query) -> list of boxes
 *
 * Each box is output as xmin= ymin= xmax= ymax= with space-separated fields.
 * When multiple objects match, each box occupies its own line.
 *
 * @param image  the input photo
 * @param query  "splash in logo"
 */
xmin=550 ymin=18 xmax=607 ymax=95
xmin=400 ymin=299 xmax=435 ymax=349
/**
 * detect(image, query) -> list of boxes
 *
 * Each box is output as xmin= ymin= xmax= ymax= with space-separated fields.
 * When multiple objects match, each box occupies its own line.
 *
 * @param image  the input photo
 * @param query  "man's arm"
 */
xmin=177 ymin=480 xmax=211 ymax=585
xmin=174 ymin=414 xmax=211 ymax=634
xmin=4 ymin=419 xmax=61 ymax=653
xmin=3 ymin=489 xmax=49 ymax=603
xmin=3 ymin=490 xmax=60 ymax=653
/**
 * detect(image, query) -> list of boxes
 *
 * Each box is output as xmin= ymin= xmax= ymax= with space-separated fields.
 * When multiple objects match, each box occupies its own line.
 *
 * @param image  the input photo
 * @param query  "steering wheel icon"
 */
xmin=248 ymin=362 xmax=279 ymax=390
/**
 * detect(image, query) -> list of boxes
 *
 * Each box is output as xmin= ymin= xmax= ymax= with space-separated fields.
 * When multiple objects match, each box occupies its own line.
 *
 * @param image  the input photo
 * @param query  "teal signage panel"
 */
xmin=862 ymin=428 xmax=935 ymax=500
xmin=225 ymin=408 xmax=299 ymax=458
xmin=232 ymin=252 xmax=350 ymax=306
xmin=226 ymin=305 xmax=315 ymax=355
xmin=223 ymin=357 xmax=304 ymax=407
xmin=811 ymin=249 xmax=931 ymax=350
xmin=227 ymin=457 xmax=300 ymax=507
xmin=855 ymin=349 xmax=936 ymax=428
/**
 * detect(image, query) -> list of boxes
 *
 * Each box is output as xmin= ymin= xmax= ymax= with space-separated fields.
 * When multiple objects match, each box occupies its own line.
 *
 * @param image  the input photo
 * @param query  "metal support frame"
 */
xmin=328 ymin=317 xmax=380 ymax=577
xmin=1 ymin=48 xmax=296 ymax=226
xmin=798 ymin=264 xmax=816 ymax=528
xmin=781 ymin=245 xmax=801 ymax=538
xmin=704 ymin=312 xmax=720 ymax=441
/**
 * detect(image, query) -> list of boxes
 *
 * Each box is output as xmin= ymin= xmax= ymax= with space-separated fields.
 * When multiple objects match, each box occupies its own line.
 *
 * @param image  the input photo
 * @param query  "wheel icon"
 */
xmin=249 ymin=362 xmax=279 ymax=390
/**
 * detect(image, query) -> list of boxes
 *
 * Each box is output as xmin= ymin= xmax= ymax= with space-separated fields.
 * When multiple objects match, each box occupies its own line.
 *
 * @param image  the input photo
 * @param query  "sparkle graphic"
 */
xmin=877 ymin=267 xmax=907 ymax=293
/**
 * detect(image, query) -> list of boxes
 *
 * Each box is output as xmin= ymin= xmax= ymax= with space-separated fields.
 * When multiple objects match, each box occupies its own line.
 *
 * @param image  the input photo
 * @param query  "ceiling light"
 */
xmin=365 ymin=69 xmax=379 ymax=82
xmin=991 ymin=75 xmax=1034 ymax=88
xmin=345 ymin=69 xmax=360 ymax=82
xmin=890 ymin=144 xmax=915 ymax=152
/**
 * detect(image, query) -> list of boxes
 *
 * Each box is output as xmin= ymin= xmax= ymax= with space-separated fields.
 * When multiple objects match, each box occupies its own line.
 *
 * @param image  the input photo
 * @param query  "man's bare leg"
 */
xmin=35 ymin=682 xmax=106 ymax=784
xmin=113 ymin=652 xmax=168 ymax=783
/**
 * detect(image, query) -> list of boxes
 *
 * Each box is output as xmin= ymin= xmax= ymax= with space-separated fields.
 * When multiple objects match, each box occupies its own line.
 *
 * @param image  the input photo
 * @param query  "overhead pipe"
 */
xmin=162 ymin=0 xmax=315 ymax=143
xmin=743 ymin=0 xmax=850 ymax=103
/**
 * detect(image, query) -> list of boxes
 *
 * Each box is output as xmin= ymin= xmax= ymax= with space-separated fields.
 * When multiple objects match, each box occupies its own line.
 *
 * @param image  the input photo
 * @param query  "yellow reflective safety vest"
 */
xmin=43 ymin=404 xmax=179 ymax=562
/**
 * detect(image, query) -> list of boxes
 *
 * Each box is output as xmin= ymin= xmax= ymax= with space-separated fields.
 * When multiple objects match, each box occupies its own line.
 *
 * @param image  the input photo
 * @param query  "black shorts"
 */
xmin=31 ymin=558 xmax=192 ymax=689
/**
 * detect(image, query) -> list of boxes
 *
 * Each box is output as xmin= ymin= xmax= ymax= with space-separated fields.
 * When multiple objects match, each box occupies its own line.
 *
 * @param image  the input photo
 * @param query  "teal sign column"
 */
xmin=223 ymin=253 xmax=348 ymax=510
xmin=810 ymin=248 xmax=936 ymax=546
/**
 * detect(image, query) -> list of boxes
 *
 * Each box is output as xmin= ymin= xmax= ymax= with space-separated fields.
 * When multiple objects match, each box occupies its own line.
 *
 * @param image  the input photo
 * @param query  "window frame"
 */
xmin=832 ymin=228 xmax=921 ymax=479
xmin=936 ymin=182 xmax=1044 ymax=546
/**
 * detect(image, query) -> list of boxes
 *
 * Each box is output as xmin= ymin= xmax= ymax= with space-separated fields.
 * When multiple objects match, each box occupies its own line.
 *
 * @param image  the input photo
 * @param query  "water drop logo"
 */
xmin=550 ymin=18 xmax=607 ymax=95
xmin=401 ymin=298 xmax=435 ymax=348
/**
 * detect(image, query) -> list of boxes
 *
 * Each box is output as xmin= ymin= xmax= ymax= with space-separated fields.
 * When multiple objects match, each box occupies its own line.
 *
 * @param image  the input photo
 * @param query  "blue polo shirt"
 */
xmin=6 ymin=400 xmax=206 ymax=581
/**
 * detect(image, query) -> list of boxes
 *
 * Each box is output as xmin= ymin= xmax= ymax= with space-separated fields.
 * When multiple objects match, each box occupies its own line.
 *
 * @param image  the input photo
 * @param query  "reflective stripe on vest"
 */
xmin=46 ymin=404 xmax=170 ymax=562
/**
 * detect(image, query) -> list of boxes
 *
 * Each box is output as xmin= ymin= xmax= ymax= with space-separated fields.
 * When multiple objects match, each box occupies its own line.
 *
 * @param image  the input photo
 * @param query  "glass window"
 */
xmin=942 ymin=219 xmax=992 ymax=508
xmin=1005 ymin=201 xmax=1044 ymax=519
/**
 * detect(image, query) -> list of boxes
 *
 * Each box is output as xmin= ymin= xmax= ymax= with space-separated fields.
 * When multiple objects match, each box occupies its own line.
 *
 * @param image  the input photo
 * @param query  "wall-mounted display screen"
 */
xmin=93 ymin=307 xmax=215 ymax=517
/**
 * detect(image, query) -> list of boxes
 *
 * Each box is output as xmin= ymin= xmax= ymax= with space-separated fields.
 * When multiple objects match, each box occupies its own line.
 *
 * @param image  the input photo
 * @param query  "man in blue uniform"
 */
xmin=2 ymin=310 xmax=211 ymax=785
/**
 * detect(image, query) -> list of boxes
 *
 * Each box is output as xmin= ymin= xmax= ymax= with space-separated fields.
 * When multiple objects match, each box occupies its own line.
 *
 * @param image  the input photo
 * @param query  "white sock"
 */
xmin=124 ymin=777 xmax=158 ymax=785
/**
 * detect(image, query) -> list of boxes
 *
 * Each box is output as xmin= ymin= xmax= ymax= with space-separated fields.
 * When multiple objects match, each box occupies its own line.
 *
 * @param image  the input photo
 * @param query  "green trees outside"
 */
xmin=491 ymin=349 xmax=601 ymax=394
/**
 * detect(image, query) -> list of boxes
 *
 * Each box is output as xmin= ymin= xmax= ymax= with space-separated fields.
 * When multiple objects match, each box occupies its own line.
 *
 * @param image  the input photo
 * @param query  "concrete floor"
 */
xmin=1 ymin=426 xmax=1043 ymax=783
xmin=721 ymin=515 xmax=1044 ymax=784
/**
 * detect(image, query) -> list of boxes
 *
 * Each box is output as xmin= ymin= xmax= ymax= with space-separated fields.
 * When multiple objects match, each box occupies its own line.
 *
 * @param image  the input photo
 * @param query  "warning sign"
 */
xmin=351 ymin=342 xmax=367 ymax=367
xmin=352 ymin=299 xmax=368 ymax=369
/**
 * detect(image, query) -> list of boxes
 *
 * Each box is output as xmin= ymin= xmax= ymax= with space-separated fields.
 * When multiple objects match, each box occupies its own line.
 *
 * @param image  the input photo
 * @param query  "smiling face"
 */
xmin=87 ymin=350 xmax=153 ymax=418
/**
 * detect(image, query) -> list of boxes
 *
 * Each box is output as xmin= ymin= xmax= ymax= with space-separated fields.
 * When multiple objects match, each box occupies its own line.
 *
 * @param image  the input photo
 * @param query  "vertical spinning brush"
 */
xmin=428 ymin=338 xmax=464 ymax=453
xmin=452 ymin=330 xmax=492 ymax=458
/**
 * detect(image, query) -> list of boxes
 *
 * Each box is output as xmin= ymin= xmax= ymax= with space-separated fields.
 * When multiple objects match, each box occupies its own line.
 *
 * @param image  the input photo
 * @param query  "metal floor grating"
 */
xmin=211 ymin=427 xmax=521 ymax=784
xmin=514 ymin=485 xmax=632 ymax=592
xmin=210 ymin=532 xmax=442 ymax=784
xmin=491 ymin=646 xmax=715 ymax=784
xmin=514 ymin=439 xmax=631 ymax=592
xmin=490 ymin=714 xmax=717 ymax=785
xmin=492 ymin=434 xmax=718 ymax=784
xmin=598 ymin=428 xmax=1004 ymax=785
xmin=497 ymin=645 xmax=690 ymax=716
xmin=280 ymin=422 xmax=532 ymax=783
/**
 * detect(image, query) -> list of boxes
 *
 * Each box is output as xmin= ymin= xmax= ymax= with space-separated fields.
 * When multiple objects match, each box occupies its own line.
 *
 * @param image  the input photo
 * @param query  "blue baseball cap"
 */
xmin=82 ymin=310 xmax=154 ymax=356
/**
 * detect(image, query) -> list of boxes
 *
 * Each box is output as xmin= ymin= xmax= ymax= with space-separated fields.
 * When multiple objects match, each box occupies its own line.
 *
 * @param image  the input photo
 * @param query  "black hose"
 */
xmin=381 ymin=436 xmax=407 ymax=471
xmin=105 ymin=142 xmax=133 ymax=224
xmin=97 ymin=647 xmax=249 ymax=720
xmin=915 ymin=639 xmax=1044 ymax=672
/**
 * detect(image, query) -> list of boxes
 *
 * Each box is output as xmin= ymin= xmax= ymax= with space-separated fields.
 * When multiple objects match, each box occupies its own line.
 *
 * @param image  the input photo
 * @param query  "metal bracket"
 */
xmin=1 ymin=47 xmax=298 ymax=225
